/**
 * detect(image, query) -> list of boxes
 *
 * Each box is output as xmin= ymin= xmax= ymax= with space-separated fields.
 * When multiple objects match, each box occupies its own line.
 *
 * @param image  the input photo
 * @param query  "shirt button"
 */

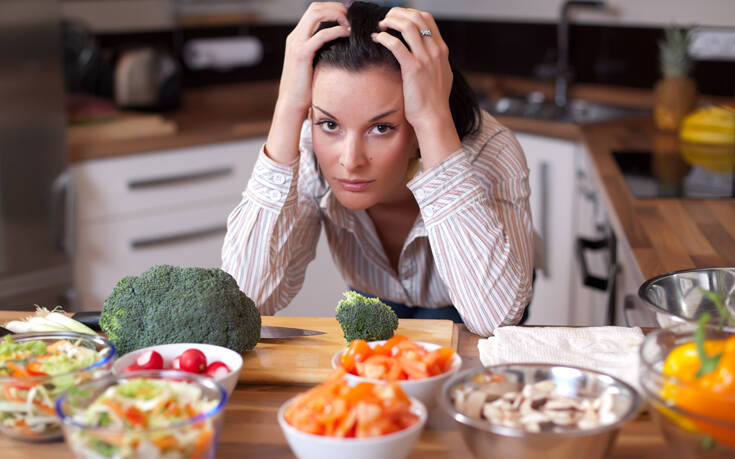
xmin=415 ymin=189 xmax=425 ymax=200
xmin=269 ymin=189 xmax=281 ymax=200
xmin=423 ymin=205 xmax=434 ymax=218
xmin=272 ymin=174 xmax=286 ymax=184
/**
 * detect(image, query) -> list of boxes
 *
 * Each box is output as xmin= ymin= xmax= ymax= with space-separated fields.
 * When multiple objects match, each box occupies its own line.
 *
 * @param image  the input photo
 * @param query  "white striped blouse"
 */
xmin=221 ymin=110 xmax=534 ymax=337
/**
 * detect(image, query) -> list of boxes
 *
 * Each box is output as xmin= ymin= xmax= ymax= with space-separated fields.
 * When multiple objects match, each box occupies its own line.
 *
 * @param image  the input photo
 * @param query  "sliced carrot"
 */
xmin=33 ymin=400 xmax=56 ymax=416
xmin=102 ymin=399 xmax=127 ymax=421
xmin=124 ymin=406 xmax=147 ymax=428
xmin=46 ymin=340 xmax=71 ymax=352
xmin=26 ymin=361 xmax=47 ymax=376
xmin=151 ymin=434 xmax=178 ymax=450
xmin=190 ymin=427 xmax=215 ymax=459
xmin=6 ymin=361 xmax=29 ymax=378
xmin=3 ymin=384 xmax=24 ymax=402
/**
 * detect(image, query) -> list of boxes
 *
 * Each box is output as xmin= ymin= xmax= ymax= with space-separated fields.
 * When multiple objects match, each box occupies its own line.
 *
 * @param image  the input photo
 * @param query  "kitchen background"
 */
xmin=1 ymin=0 xmax=733 ymax=326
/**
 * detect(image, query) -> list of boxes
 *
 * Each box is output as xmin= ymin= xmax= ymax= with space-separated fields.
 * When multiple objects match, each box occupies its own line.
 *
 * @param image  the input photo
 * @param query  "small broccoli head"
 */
xmin=335 ymin=291 xmax=398 ymax=343
xmin=100 ymin=265 xmax=261 ymax=355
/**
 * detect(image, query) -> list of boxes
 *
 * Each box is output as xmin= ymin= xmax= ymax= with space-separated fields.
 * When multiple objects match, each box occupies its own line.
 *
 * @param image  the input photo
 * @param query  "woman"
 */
xmin=222 ymin=1 xmax=534 ymax=336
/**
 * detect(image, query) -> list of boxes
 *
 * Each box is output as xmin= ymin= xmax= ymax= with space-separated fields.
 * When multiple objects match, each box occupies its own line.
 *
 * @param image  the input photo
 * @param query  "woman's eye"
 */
xmin=371 ymin=124 xmax=394 ymax=135
xmin=317 ymin=120 xmax=339 ymax=133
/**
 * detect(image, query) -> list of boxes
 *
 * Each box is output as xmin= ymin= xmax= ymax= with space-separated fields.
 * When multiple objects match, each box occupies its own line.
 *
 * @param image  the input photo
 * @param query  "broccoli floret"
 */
xmin=100 ymin=265 xmax=261 ymax=355
xmin=335 ymin=291 xmax=398 ymax=343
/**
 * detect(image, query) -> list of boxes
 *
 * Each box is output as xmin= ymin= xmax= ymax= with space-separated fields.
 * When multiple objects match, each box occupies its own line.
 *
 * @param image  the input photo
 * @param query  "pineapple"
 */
xmin=654 ymin=26 xmax=696 ymax=131
xmin=659 ymin=27 xmax=692 ymax=78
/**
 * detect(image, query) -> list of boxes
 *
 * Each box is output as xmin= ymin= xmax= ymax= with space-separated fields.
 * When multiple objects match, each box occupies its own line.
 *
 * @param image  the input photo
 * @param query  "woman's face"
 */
xmin=311 ymin=65 xmax=418 ymax=211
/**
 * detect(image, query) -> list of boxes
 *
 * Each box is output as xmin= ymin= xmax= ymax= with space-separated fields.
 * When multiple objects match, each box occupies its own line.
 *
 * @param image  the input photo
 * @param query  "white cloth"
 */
xmin=477 ymin=326 xmax=644 ymax=392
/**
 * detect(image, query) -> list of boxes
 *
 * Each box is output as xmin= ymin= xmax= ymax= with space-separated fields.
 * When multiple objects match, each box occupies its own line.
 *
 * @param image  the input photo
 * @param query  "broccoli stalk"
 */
xmin=335 ymin=291 xmax=398 ymax=343
xmin=100 ymin=265 xmax=261 ymax=355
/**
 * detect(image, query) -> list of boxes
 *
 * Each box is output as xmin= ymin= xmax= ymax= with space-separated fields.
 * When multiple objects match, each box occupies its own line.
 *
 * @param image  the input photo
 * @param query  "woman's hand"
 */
xmin=266 ymin=2 xmax=350 ymax=164
xmin=372 ymin=8 xmax=461 ymax=170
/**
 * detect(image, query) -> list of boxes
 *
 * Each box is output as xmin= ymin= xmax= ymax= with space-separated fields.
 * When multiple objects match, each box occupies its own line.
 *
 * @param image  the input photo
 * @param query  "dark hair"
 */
xmin=313 ymin=1 xmax=481 ymax=140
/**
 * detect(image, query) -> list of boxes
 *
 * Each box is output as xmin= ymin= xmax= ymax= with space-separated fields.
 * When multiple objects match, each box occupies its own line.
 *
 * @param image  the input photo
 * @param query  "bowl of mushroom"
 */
xmin=439 ymin=364 xmax=641 ymax=459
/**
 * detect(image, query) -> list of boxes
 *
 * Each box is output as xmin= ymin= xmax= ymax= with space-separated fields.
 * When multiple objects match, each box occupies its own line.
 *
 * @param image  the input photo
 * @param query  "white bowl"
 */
xmin=112 ymin=343 xmax=243 ymax=396
xmin=278 ymin=394 xmax=427 ymax=459
xmin=331 ymin=340 xmax=462 ymax=409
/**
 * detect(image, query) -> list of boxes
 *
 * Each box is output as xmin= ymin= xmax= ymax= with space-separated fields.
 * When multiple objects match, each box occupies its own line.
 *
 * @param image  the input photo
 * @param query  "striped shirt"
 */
xmin=222 ymin=110 xmax=534 ymax=337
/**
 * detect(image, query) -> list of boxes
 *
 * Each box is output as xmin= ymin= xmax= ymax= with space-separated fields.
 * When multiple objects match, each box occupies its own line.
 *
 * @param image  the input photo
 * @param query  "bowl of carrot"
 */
xmin=331 ymin=335 xmax=461 ymax=409
xmin=278 ymin=369 xmax=427 ymax=459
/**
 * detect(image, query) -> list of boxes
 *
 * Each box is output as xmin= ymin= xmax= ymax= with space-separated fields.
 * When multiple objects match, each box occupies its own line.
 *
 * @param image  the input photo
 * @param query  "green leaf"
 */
xmin=699 ymin=288 xmax=735 ymax=330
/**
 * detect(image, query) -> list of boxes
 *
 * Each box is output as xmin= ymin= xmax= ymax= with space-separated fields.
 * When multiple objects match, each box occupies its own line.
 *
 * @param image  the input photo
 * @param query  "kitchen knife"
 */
xmin=71 ymin=311 xmax=325 ymax=339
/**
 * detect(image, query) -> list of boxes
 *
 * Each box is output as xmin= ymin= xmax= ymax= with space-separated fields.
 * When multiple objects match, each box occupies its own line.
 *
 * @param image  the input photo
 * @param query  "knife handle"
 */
xmin=72 ymin=311 xmax=102 ymax=332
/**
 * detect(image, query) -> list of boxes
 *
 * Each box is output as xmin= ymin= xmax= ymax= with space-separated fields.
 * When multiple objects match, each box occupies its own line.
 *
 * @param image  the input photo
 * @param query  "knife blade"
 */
xmin=71 ymin=311 xmax=325 ymax=340
xmin=260 ymin=325 xmax=325 ymax=339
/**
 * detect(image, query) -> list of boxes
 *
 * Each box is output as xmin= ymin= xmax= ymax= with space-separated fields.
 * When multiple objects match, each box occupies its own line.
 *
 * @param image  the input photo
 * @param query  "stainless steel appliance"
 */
xmin=0 ymin=0 xmax=75 ymax=310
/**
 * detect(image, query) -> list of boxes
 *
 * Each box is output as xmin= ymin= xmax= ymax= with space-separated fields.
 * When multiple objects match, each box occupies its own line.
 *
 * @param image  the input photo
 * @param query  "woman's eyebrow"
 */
xmin=313 ymin=106 xmax=398 ymax=122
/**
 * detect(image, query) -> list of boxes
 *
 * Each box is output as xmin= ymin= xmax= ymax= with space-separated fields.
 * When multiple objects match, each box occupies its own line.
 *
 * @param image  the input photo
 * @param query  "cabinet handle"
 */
xmin=575 ymin=237 xmax=610 ymax=290
xmin=576 ymin=230 xmax=618 ymax=324
xmin=127 ymin=167 xmax=233 ymax=190
xmin=538 ymin=161 xmax=550 ymax=277
xmin=130 ymin=225 xmax=227 ymax=250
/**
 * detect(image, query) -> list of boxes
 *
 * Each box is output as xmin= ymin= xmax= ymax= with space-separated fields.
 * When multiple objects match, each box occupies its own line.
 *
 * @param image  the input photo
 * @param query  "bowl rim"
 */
xmin=438 ymin=363 xmax=642 ymax=438
xmin=277 ymin=392 xmax=427 ymax=443
xmin=0 ymin=331 xmax=115 ymax=382
xmin=112 ymin=342 xmax=244 ymax=372
xmin=637 ymin=266 xmax=735 ymax=325
xmin=331 ymin=339 xmax=462 ymax=384
xmin=55 ymin=369 xmax=227 ymax=433
xmin=639 ymin=323 xmax=735 ymax=428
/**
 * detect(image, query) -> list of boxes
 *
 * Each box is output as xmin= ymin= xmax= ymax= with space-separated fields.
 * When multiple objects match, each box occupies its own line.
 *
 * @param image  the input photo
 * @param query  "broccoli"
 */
xmin=100 ymin=265 xmax=261 ymax=355
xmin=335 ymin=291 xmax=398 ymax=343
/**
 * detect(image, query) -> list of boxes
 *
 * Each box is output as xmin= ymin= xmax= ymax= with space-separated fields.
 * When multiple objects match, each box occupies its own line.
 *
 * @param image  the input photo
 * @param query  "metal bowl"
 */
xmin=638 ymin=267 xmax=735 ymax=328
xmin=439 ymin=364 xmax=641 ymax=459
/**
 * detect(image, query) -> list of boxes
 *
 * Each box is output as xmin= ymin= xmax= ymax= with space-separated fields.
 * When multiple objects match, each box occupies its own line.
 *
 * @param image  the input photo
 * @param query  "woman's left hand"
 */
xmin=373 ymin=8 xmax=461 ymax=168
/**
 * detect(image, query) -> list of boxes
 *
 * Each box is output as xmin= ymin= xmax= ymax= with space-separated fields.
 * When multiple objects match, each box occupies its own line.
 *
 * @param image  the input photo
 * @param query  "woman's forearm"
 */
xmin=264 ymin=102 xmax=307 ymax=165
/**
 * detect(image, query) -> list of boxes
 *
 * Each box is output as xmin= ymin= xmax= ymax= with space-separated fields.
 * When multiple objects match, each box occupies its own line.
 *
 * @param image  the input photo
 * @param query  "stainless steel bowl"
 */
xmin=638 ymin=267 xmax=735 ymax=328
xmin=439 ymin=364 xmax=641 ymax=459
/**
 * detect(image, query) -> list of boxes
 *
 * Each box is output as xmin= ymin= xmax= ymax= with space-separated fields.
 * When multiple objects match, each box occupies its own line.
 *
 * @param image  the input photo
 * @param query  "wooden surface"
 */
xmin=0 ymin=318 xmax=669 ymax=459
xmin=244 ymin=316 xmax=456 ymax=384
xmin=581 ymin=117 xmax=735 ymax=282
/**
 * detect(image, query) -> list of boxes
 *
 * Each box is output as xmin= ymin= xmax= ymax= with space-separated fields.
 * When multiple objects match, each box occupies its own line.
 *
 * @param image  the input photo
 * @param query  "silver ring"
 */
xmin=419 ymin=29 xmax=432 ymax=37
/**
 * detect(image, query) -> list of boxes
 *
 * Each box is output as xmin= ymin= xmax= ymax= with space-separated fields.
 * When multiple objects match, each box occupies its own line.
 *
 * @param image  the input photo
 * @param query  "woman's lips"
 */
xmin=337 ymin=179 xmax=374 ymax=192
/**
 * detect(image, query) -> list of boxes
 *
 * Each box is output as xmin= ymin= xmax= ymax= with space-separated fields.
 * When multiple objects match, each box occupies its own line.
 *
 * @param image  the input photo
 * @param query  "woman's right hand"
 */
xmin=278 ymin=2 xmax=350 ymax=115
xmin=266 ymin=2 xmax=350 ymax=164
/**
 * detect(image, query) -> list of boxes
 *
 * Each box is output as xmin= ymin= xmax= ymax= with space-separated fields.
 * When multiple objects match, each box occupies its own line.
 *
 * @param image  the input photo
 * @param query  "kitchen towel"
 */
xmin=478 ymin=326 xmax=644 ymax=391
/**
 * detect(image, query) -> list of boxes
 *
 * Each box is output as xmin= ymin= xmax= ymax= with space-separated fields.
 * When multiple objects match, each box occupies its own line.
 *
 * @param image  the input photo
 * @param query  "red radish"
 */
xmin=177 ymin=349 xmax=207 ymax=373
xmin=136 ymin=350 xmax=163 ymax=370
xmin=204 ymin=361 xmax=231 ymax=379
xmin=124 ymin=363 xmax=142 ymax=373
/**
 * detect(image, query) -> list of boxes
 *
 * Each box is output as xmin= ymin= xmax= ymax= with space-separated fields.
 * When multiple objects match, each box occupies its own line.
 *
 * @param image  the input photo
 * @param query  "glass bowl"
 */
xmin=639 ymin=324 xmax=735 ymax=458
xmin=0 ymin=332 xmax=115 ymax=441
xmin=56 ymin=370 xmax=227 ymax=459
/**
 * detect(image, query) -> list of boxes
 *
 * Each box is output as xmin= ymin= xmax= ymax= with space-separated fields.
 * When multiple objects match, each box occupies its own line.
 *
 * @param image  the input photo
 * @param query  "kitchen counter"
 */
xmin=68 ymin=75 xmax=735 ymax=295
xmin=0 ymin=320 xmax=667 ymax=458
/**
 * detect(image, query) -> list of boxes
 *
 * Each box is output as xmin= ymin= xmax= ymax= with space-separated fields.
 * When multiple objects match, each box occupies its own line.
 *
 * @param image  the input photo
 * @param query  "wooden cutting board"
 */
xmin=0 ymin=311 xmax=456 ymax=385
xmin=244 ymin=316 xmax=458 ymax=384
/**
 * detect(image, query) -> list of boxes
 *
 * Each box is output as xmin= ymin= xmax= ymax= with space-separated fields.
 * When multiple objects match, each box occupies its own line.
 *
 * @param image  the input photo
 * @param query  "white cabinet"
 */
xmin=71 ymin=137 xmax=345 ymax=315
xmin=515 ymin=133 xmax=578 ymax=325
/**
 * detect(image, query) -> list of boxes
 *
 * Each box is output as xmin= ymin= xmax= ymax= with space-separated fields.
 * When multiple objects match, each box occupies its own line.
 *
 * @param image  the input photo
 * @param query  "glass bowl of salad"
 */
xmin=0 ymin=332 xmax=115 ymax=441
xmin=639 ymin=322 xmax=735 ymax=458
xmin=56 ymin=370 xmax=227 ymax=459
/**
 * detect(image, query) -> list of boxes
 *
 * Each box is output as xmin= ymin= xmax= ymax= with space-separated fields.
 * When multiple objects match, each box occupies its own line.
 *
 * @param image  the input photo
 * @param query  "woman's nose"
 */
xmin=339 ymin=134 xmax=368 ymax=170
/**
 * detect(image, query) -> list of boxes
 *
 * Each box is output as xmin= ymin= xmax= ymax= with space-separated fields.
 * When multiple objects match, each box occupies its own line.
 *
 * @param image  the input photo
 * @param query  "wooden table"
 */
xmin=0 ymin=320 xmax=668 ymax=459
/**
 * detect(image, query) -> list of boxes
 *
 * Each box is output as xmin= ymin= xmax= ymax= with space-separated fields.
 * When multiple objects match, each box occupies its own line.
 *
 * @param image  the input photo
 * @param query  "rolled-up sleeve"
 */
xmin=221 ymin=145 xmax=322 ymax=315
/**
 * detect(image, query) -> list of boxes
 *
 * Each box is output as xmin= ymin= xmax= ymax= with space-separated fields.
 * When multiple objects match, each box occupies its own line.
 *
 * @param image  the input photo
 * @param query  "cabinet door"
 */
xmin=72 ymin=137 xmax=264 ymax=223
xmin=74 ymin=201 xmax=234 ymax=310
xmin=515 ymin=133 xmax=578 ymax=325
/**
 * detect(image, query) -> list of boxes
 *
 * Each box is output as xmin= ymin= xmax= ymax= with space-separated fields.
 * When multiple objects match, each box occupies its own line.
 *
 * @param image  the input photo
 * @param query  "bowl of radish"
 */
xmin=112 ymin=343 xmax=242 ymax=396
